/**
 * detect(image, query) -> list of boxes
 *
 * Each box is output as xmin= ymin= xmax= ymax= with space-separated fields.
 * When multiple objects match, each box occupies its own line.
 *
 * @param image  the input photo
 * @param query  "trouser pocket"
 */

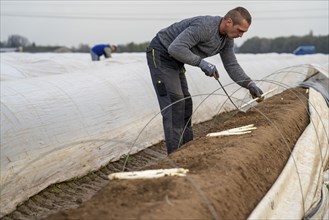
xmin=156 ymin=80 xmax=167 ymax=96
xmin=146 ymin=47 xmax=161 ymax=69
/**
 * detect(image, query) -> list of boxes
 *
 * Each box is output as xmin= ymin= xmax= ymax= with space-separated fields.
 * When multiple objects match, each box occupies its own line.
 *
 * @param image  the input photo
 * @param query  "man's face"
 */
xmin=225 ymin=18 xmax=250 ymax=39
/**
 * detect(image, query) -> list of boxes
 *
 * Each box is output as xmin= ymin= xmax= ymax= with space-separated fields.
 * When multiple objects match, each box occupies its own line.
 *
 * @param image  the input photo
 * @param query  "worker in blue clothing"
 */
xmin=90 ymin=44 xmax=117 ymax=61
xmin=146 ymin=7 xmax=264 ymax=155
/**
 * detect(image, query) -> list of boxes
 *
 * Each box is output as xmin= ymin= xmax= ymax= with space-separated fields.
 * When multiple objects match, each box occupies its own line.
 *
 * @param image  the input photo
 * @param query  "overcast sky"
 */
xmin=1 ymin=0 xmax=328 ymax=48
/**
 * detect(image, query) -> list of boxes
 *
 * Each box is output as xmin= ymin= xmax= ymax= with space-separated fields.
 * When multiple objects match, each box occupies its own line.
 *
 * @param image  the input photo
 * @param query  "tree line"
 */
xmin=1 ymin=33 xmax=328 ymax=54
xmin=238 ymin=33 xmax=328 ymax=54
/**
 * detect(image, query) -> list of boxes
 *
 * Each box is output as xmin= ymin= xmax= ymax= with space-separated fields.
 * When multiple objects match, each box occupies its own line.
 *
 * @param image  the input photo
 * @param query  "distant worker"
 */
xmin=146 ymin=7 xmax=264 ymax=155
xmin=90 ymin=44 xmax=117 ymax=61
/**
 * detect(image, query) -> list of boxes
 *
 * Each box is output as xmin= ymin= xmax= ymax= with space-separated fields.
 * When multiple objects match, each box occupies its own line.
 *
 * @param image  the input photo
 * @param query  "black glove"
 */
xmin=247 ymin=82 xmax=264 ymax=102
xmin=198 ymin=60 xmax=219 ymax=80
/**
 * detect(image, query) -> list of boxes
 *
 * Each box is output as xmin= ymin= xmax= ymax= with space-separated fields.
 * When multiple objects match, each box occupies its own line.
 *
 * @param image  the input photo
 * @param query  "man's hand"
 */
xmin=199 ymin=60 xmax=219 ymax=80
xmin=247 ymin=82 xmax=264 ymax=102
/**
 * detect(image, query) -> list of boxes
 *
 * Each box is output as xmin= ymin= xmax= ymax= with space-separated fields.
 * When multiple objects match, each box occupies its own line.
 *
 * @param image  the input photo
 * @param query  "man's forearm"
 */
xmin=168 ymin=43 xmax=201 ymax=66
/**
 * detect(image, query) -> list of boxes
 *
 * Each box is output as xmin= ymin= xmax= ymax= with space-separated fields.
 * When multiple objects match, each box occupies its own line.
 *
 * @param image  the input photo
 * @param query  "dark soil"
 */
xmin=3 ymin=88 xmax=311 ymax=220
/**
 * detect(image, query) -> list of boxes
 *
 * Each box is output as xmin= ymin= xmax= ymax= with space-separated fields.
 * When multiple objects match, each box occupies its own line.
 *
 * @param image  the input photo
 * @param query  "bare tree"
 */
xmin=7 ymin=35 xmax=30 ymax=47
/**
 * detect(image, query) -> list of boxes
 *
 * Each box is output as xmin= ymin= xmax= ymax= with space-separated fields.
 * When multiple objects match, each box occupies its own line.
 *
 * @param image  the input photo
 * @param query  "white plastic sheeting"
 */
xmin=248 ymin=86 xmax=329 ymax=219
xmin=0 ymin=52 xmax=328 ymax=217
xmin=0 ymin=53 xmax=90 ymax=80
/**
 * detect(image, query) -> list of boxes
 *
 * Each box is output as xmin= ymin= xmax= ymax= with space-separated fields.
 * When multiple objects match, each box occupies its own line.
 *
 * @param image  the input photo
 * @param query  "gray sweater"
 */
xmin=157 ymin=15 xmax=252 ymax=88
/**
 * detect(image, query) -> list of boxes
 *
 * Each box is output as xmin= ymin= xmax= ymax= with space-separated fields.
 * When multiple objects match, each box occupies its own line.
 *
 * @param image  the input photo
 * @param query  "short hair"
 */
xmin=112 ymin=45 xmax=117 ymax=52
xmin=224 ymin=7 xmax=252 ymax=25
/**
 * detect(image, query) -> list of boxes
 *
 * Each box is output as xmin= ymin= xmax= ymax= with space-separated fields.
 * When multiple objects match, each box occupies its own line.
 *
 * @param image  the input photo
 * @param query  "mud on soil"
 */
xmin=4 ymin=88 xmax=312 ymax=220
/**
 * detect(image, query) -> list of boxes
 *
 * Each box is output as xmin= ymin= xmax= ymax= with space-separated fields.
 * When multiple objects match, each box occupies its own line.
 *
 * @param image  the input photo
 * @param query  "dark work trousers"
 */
xmin=146 ymin=36 xmax=193 ymax=154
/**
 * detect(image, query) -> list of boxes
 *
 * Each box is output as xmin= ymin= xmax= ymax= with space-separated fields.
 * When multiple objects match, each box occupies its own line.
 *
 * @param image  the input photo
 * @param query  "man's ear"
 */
xmin=226 ymin=18 xmax=233 ymax=26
